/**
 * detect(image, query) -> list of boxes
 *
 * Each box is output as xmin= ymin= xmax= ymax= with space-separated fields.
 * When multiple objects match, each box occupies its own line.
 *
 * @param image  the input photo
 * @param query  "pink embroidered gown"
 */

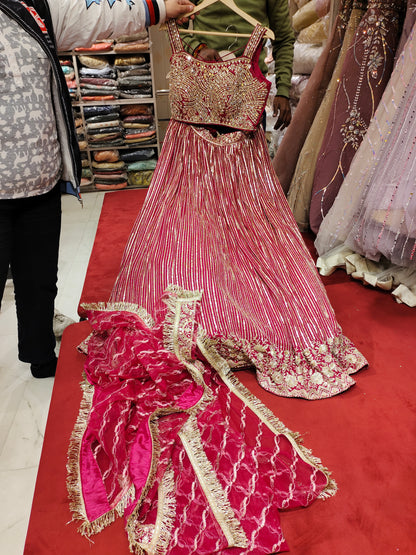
xmin=68 ymin=22 xmax=363 ymax=554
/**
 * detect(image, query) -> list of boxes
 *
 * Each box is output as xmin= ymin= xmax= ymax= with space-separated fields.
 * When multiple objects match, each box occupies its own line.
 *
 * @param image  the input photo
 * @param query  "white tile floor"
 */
xmin=0 ymin=191 xmax=104 ymax=555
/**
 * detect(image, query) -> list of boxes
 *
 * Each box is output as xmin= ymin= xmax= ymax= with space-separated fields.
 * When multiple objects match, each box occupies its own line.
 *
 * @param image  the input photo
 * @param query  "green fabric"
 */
xmin=127 ymin=159 xmax=157 ymax=171
xmin=182 ymin=0 xmax=295 ymax=98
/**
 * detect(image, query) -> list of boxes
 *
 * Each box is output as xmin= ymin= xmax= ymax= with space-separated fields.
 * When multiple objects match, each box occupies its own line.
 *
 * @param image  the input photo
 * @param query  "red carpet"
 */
xmin=78 ymin=188 xmax=147 ymax=319
xmin=25 ymin=190 xmax=416 ymax=554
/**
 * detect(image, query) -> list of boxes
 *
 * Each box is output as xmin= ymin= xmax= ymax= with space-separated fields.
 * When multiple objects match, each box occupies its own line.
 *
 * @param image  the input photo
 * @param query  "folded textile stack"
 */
xmin=59 ymin=58 xmax=76 ymax=98
xmin=291 ymin=0 xmax=331 ymax=75
xmin=115 ymin=55 xmax=153 ymax=99
xmin=74 ymin=40 xmax=114 ymax=54
xmin=113 ymin=30 xmax=150 ymax=53
xmin=120 ymin=104 xmax=156 ymax=146
xmin=120 ymin=147 xmax=157 ymax=188
xmin=92 ymin=150 xmax=128 ymax=191
xmin=78 ymin=55 xmax=119 ymax=101
xmin=85 ymin=106 xmax=124 ymax=149
xmin=77 ymin=52 xmax=152 ymax=101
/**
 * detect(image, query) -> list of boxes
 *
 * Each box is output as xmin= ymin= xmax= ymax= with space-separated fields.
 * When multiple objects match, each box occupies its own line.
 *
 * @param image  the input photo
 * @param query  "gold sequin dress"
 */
xmin=110 ymin=21 xmax=367 ymax=400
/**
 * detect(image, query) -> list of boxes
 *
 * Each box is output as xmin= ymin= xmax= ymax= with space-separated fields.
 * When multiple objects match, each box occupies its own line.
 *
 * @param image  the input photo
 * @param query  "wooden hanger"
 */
xmin=182 ymin=0 xmax=275 ymax=40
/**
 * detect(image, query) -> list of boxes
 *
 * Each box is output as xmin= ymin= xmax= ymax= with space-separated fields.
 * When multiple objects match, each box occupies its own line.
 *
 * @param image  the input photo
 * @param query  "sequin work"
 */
xmin=167 ymin=21 xmax=270 ymax=131
xmin=111 ymin=21 xmax=367 ymax=400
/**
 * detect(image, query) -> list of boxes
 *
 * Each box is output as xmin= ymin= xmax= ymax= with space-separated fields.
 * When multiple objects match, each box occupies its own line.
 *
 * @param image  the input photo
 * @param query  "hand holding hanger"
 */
xmin=165 ymin=0 xmax=195 ymax=21
xmin=186 ymin=0 xmax=275 ymax=40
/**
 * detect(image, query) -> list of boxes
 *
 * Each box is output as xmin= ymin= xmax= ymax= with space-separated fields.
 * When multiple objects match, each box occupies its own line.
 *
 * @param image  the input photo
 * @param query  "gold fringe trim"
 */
xmin=133 ymin=463 xmax=177 ymax=555
xmin=66 ymin=377 xmax=93 ymax=529
xmin=66 ymin=377 xmax=139 ymax=536
xmin=77 ymin=302 xmax=155 ymax=354
xmin=161 ymin=285 xmax=203 ymax=362
xmin=196 ymin=331 xmax=338 ymax=500
xmin=179 ymin=416 xmax=249 ymax=549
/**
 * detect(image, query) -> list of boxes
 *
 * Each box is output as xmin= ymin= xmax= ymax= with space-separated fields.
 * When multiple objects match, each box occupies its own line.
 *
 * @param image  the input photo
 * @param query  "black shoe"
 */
xmin=30 ymin=356 xmax=57 ymax=379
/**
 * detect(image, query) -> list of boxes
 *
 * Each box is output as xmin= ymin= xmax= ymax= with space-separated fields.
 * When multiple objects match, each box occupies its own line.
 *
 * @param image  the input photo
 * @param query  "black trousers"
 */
xmin=0 ymin=184 xmax=61 ymax=365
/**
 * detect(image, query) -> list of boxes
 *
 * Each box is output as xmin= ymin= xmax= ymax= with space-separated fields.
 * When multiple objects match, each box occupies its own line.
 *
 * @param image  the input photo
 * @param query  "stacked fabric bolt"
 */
xmin=59 ymin=58 xmax=76 ymax=98
xmin=78 ymin=56 xmax=119 ymax=101
xmin=120 ymin=104 xmax=156 ymax=146
xmin=92 ymin=149 xmax=128 ymax=191
xmin=291 ymin=0 xmax=331 ymax=76
xmin=74 ymin=40 xmax=114 ymax=54
xmin=115 ymin=55 xmax=153 ymax=99
xmin=113 ymin=30 xmax=150 ymax=53
xmin=120 ymin=147 xmax=157 ymax=188
xmin=84 ymin=105 xmax=124 ymax=149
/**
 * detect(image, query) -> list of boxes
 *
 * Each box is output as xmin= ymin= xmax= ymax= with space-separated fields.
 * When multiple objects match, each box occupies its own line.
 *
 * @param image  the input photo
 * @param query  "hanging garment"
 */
xmin=315 ymin=21 xmax=416 ymax=307
xmin=273 ymin=0 xmax=354 ymax=194
xmin=111 ymin=21 xmax=366 ymax=401
xmin=309 ymin=0 xmax=406 ymax=233
xmin=286 ymin=0 xmax=367 ymax=231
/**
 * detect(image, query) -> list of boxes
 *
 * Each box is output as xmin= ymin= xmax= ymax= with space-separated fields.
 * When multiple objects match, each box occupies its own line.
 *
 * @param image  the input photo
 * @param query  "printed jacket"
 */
xmin=0 ymin=0 xmax=167 ymax=197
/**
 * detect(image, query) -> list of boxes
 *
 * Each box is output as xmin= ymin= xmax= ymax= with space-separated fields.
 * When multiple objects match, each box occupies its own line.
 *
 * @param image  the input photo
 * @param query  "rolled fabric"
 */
xmin=85 ymin=113 xmax=121 ymax=123
xmin=113 ymin=41 xmax=150 ymax=53
xmin=117 ymin=67 xmax=151 ymax=77
xmin=87 ymin=120 xmax=121 ymax=131
xmin=292 ymin=42 xmax=324 ymax=74
xmin=119 ymin=89 xmax=152 ymax=98
xmin=120 ymin=104 xmax=152 ymax=116
xmin=297 ymin=14 xmax=330 ymax=44
xmin=95 ymin=181 xmax=128 ymax=190
xmin=93 ymin=150 xmax=120 ymax=163
xmin=116 ymin=31 xmax=148 ymax=43
xmin=118 ymin=75 xmax=153 ymax=86
xmin=114 ymin=55 xmax=147 ymax=66
xmin=119 ymin=148 xmax=156 ymax=162
xmin=89 ymin=132 xmax=123 ymax=143
xmin=122 ymin=114 xmax=153 ymax=124
xmin=83 ymin=105 xmax=120 ymax=118
xmin=81 ymin=95 xmax=118 ymax=101
xmin=80 ymin=77 xmax=118 ymax=87
xmin=127 ymin=159 xmax=157 ymax=171
xmin=292 ymin=0 xmax=331 ymax=32
xmin=92 ymin=160 xmax=126 ymax=170
xmin=79 ymin=67 xmax=117 ymax=79
xmin=123 ymin=127 xmax=155 ymax=137
xmin=93 ymin=173 xmax=128 ymax=183
xmin=127 ymin=169 xmax=154 ymax=187
xmin=78 ymin=55 xmax=110 ymax=69
xmin=75 ymin=41 xmax=113 ymax=53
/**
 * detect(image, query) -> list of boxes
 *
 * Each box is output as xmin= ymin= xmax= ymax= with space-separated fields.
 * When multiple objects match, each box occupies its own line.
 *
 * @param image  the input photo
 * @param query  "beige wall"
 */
xmin=149 ymin=27 xmax=173 ymax=144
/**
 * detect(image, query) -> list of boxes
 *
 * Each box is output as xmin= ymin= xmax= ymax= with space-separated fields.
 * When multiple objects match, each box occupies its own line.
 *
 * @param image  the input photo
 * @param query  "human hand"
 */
xmin=273 ymin=96 xmax=291 ymax=130
xmin=165 ymin=0 xmax=195 ymax=21
xmin=196 ymin=46 xmax=222 ymax=61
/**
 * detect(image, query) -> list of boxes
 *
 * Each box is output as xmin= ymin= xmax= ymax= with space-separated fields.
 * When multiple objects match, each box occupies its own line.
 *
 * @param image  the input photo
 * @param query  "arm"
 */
xmin=267 ymin=0 xmax=295 ymax=129
xmin=50 ymin=0 xmax=193 ymax=52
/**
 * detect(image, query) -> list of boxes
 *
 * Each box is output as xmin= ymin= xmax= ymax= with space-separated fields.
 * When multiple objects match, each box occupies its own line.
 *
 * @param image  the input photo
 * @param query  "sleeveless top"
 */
xmin=166 ymin=20 xmax=270 ymax=132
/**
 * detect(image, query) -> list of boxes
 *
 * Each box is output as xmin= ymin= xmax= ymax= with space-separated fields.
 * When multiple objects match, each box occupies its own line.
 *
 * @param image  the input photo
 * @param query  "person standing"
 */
xmin=0 ymin=0 xmax=194 ymax=378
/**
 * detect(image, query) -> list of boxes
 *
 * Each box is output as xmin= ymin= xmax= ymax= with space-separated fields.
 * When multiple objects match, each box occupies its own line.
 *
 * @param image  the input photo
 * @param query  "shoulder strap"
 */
xmin=166 ymin=19 xmax=185 ymax=55
xmin=243 ymin=24 xmax=267 ymax=60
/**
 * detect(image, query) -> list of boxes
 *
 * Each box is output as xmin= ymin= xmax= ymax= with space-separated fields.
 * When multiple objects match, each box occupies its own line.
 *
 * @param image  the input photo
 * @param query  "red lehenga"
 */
xmin=68 ymin=21 xmax=364 ymax=554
